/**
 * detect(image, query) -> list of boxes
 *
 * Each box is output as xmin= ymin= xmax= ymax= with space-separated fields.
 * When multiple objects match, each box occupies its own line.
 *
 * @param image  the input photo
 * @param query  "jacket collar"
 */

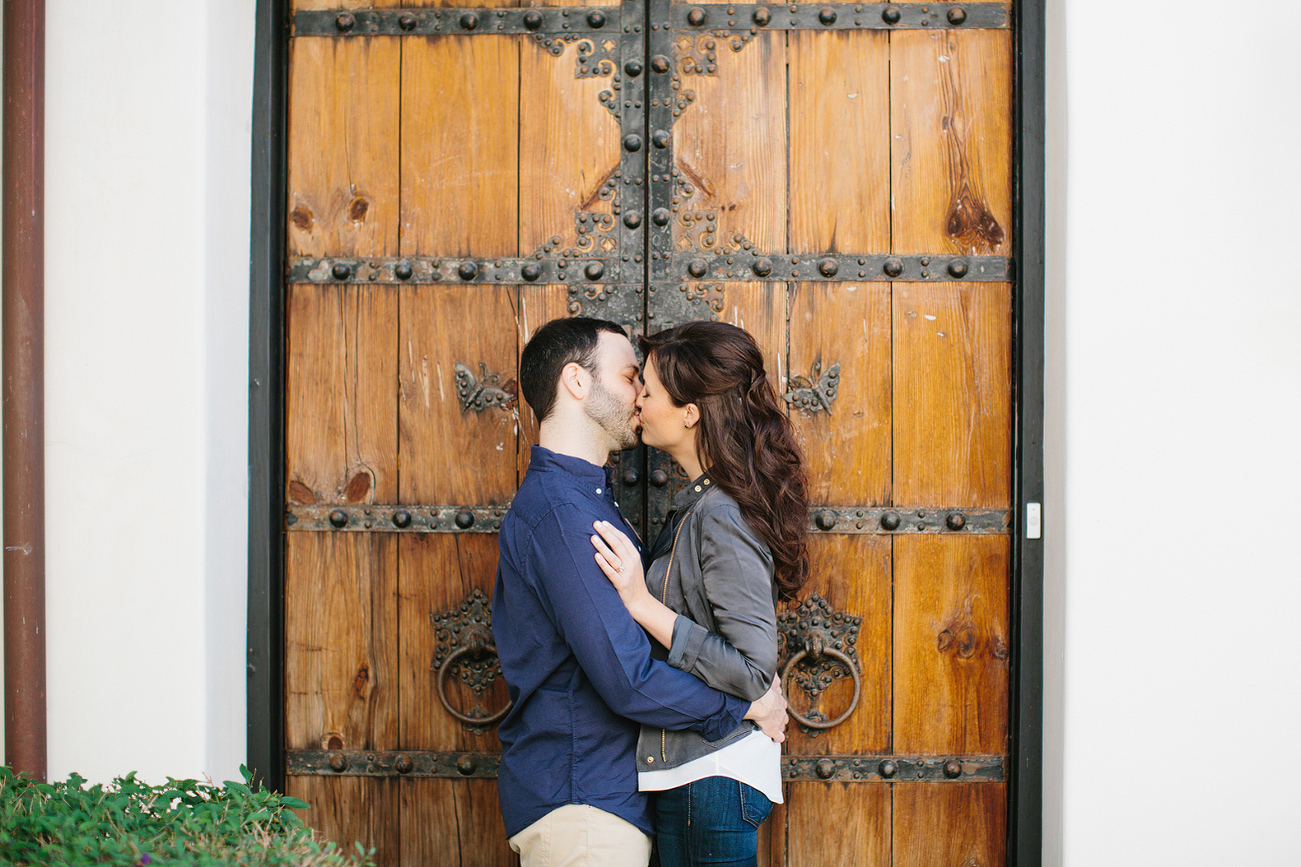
xmin=672 ymin=470 xmax=715 ymax=510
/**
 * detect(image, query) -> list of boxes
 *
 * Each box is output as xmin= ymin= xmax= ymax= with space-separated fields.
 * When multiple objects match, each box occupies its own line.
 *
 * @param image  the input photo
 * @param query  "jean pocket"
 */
xmin=738 ymin=782 xmax=773 ymax=829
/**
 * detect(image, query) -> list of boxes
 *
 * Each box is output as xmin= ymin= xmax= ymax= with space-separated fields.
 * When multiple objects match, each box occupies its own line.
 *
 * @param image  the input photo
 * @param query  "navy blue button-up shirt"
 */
xmin=492 ymin=447 xmax=748 ymax=837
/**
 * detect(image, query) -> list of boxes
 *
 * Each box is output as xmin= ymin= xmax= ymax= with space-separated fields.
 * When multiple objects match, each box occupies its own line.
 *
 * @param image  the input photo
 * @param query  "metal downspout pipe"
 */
xmin=3 ymin=0 xmax=46 ymax=781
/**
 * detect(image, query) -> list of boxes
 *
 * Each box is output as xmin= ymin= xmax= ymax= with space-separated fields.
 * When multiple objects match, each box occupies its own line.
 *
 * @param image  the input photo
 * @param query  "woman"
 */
xmin=590 ymin=321 xmax=809 ymax=867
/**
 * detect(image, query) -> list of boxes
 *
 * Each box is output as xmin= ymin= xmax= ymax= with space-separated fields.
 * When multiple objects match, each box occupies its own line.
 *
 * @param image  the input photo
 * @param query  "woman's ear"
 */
xmin=683 ymin=403 xmax=700 ymax=429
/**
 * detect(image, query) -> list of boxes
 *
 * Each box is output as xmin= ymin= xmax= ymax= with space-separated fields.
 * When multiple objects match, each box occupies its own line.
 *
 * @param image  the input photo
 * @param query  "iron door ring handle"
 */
xmin=780 ymin=645 xmax=862 ymax=730
xmin=436 ymin=643 xmax=512 ymax=725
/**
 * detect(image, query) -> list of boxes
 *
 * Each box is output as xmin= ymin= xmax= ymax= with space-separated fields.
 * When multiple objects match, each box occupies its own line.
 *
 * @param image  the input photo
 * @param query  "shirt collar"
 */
xmin=528 ymin=445 xmax=616 ymax=491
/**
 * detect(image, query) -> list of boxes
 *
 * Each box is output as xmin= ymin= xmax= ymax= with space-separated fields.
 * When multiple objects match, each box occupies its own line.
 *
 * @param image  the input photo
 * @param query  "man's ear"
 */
xmin=558 ymin=361 xmax=590 ymax=402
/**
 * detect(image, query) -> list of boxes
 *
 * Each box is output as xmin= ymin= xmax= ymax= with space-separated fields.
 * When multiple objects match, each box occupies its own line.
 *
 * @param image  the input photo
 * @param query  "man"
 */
xmin=492 ymin=317 xmax=788 ymax=866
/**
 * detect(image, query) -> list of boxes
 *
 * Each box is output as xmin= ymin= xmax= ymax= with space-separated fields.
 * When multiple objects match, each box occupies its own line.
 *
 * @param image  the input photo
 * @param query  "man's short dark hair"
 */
xmin=520 ymin=317 xmax=628 ymax=423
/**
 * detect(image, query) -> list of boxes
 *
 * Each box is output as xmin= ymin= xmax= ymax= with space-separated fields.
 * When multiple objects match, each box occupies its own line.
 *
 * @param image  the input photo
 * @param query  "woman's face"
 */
xmin=636 ymin=356 xmax=695 ymax=455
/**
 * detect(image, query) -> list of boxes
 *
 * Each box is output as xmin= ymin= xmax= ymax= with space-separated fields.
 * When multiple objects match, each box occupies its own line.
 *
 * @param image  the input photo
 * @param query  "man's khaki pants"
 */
xmin=508 ymin=804 xmax=652 ymax=867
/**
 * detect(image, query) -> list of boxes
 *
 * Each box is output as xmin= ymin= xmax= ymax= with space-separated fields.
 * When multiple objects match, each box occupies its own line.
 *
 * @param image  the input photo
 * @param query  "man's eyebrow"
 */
xmin=621 ymin=363 xmax=640 ymax=376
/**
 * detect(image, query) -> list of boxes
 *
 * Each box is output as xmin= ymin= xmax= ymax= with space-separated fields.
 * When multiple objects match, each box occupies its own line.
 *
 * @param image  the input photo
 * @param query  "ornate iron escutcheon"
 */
xmin=784 ymin=360 xmax=840 ymax=414
xmin=779 ymin=595 xmax=863 ymax=732
xmin=454 ymin=362 xmax=516 ymax=413
xmin=430 ymin=589 xmax=511 ymax=732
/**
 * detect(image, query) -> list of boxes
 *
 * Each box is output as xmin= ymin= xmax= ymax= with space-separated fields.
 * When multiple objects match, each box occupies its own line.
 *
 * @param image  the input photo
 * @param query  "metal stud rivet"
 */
xmin=878 ymin=760 xmax=897 ymax=778
xmin=815 ymin=510 xmax=837 ymax=531
xmin=398 ymin=13 xmax=417 ymax=31
xmin=521 ymin=263 xmax=542 ymax=282
xmin=460 ymin=12 xmax=479 ymax=30
xmin=818 ymin=257 xmax=839 ymax=277
xmin=752 ymin=257 xmax=773 ymax=277
xmin=947 ymin=7 xmax=967 ymax=25
xmin=944 ymin=760 xmax=962 ymax=779
xmin=883 ymin=257 xmax=903 ymax=278
xmin=456 ymin=755 xmax=477 ymax=776
xmin=815 ymin=759 xmax=835 ymax=779
xmin=753 ymin=6 xmax=772 ymax=25
xmin=819 ymin=7 xmax=837 ymax=24
xmin=394 ymin=261 xmax=413 ymax=281
xmin=585 ymin=262 xmax=605 ymax=280
xmin=587 ymin=10 xmax=606 ymax=27
xmin=393 ymin=509 xmax=412 ymax=529
xmin=623 ymin=469 xmax=640 ymax=486
xmin=948 ymin=258 xmax=968 ymax=278
xmin=624 ymin=59 xmax=643 ymax=77
xmin=687 ymin=7 xmax=708 ymax=26
xmin=650 ymin=469 xmax=669 ymax=487
xmin=331 ymin=262 xmax=352 ymax=281
xmin=652 ymin=208 xmax=671 ymax=226
xmin=651 ymin=54 xmax=671 ymax=73
xmin=624 ymin=212 xmax=643 ymax=229
xmin=880 ymin=510 xmax=901 ymax=531
xmin=882 ymin=5 xmax=901 ymax=24
xmin=523 ymin=10 xmax=543 ymax=29
xmin=458 ymin=262 xmax=478 ymax=281
xmin=394 ymin=755 xmax=414 ymax=774
xmin=623 ymin=133 xmax=643 ymax=152
xmin=652 ymin=129 xmax=671 ymax=148
xmin=688 ymin=259 xmax=708 ymax=278
xmin=335 ymin=12 xmax=355 ymax=32
xmin=455 ymin=509 xmax=475 ymax=529
xmin=945 ymin=512 xmax=966 ymax=531
xmin=329 ymin=753 xmax=349 ymax=772
xmin=329 ymin=509 xmax=348 ymax=528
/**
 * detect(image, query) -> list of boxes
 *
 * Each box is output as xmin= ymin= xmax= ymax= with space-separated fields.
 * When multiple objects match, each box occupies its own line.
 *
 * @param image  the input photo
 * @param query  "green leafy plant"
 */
xmin=0 ymin=765 xmax=373 ymax=866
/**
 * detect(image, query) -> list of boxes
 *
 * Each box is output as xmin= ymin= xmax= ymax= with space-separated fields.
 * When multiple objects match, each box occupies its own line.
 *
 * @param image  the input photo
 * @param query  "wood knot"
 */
xmin=291 ymin=206 xmax=314 ymax=231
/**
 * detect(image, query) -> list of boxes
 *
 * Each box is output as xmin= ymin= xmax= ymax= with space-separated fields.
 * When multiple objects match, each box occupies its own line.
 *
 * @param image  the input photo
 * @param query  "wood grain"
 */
xmin=399 ymin=285 xmax=519 ymax=506
xmin=892 ymin=282 xmax=1011 ymax=509
xmin=286 ymin=284 xmax=399 ymax=506
xmin=785 ymin=782 xmax=889 ymax=866
xmin=286 ymin=776 xmax=402 ymax=867
xmin=788 ymin=281 xmax=891 ymax=506
xmin=891 ymin=30 xmax=1012 ymax=256
xmin=401 ymin=36 xmax=519 ymax=257
xmin=401 ymin=779 xmax=516 ymax=867
xmin=287 ymin=37 xmax=400 ymax=258
xmin=789 ymin=31 xmax=890 ymax=254
xmin=783 ymin=535 xmax=891 ymax=756
xmin=707 ymin=282 xmax=785 ymax=383
xmin=293 ymin=0 xmax=400 ymax=10
xmin=672 ymin=33 xmax=787 ymax=255
xmin=894 ymin=783 xmax=1006 ymax=867
xmin=286 ymin=532 xmax=399 ymax=752
xmin=893 ymin=536 xmax=1009 ymax=756
xmin=399 ymin=534 xmax=505 ymax=753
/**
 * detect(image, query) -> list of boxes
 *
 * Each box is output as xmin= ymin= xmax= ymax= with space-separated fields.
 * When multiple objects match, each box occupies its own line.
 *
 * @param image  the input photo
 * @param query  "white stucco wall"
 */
xmin=15 ymin=0 xmax=1300 ymax=862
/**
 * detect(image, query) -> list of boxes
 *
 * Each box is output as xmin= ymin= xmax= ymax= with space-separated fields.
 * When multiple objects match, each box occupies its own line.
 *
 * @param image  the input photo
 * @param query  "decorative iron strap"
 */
xmin=293 ymin=8 xmax=625 ymax=37
xmin=671 ymin=252 xmax=1011 ymax=282
xmin=286 ymin=503 xmax=1009 ymax=534
xmin=286 ymin=750 xmax=1003 ymax=782
xmin=286 ymin=256 xmax=623 ymax=286
xmin=670 ymin=3 xmax=1009 ymax=31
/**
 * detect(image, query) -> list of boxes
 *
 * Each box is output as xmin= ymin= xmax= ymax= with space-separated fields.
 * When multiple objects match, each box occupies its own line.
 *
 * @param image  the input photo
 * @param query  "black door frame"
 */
xmin=246 ymin=2 xmax=1046 ymax=861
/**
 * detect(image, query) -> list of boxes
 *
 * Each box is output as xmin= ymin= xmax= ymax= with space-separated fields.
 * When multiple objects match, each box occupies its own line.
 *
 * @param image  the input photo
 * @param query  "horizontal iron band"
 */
xmin=293 ymin=8 xmax=625 ymax=38
xmin=672 ymin=2 xmax=1008 ymax=31
xmin=286 ymin=749 xmax=1003 ymax=782
xmin=287 ymin=256 xmax=628 ymax=286
xmin=665 ymin=253 xmax=1011 ymax=283
xmin=286 ymin=503 xmax=1009 ymax=535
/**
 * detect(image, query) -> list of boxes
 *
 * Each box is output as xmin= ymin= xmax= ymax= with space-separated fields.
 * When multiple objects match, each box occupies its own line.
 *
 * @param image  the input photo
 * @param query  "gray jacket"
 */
xmin=635 ymin=475 xmax=779 ymax=773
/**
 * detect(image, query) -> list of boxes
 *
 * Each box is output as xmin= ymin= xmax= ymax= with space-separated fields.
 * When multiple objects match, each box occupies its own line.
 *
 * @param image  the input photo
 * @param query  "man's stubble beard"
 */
xmin=586 ymin=374 xmax=640 ymax=453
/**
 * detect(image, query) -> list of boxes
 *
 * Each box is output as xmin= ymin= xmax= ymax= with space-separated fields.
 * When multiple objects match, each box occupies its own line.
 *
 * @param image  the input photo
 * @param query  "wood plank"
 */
xmin=783 ymin=535 xmax=891 ymax=756
xmin=894 ymin=783 xmax=1006 ymax=867
xmin=788 ymin=281 xmax=891 ymax=506
xmin=518 ymin=37 xmax=621 ymax=257
xmin=893 ymin=536 xmax=1009 ymax=756
xmin=672 ymin=33 xmax=787 ymax=255
xmin=401 ymin=35 xmax=519 ymax=258
xmin=287 ymin=37 xmax=400 ymax=258
xmin=399 ymin=534 xmax=506 ymax=753
xmin=287 ymin=776 xmax=402 ymax=867
xmin=707 ymin=281 xmax=785 ymax=382
xmin=891 ymin=29 xmax=1012 ymax=256
xmin=785 ymin=782 xmax=889 ymax=866
xmin=293 ymin=0 xmax=401 ymax=10
xmin=892 ymin=282 xmax=1011 ymax=509
xmin=401 ymin=779 xmax=516 ymax=867
xmin=286 ymin=284 xmax=399 ymax=506
xmin=285 ymin=532 xmax=399 ymax=752
xmin=399 ymin=285 xmax=519 ymax=506
xmin=789 ymin=31 xmax=890 ymax=254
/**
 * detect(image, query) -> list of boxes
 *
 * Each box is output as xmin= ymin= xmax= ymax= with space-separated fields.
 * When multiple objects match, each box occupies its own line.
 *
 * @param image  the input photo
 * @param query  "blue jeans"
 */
xmin=653 ymin=776 xmax=774 ymax=867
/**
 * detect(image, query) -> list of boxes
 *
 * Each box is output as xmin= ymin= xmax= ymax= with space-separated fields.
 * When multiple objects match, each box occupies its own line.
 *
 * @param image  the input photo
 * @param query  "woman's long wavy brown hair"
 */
xmin=640 ymin=322 xmax=809 ymax=601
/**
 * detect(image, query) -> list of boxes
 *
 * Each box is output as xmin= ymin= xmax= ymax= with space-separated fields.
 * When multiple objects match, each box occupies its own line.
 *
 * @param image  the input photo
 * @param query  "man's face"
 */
xmin=584 ymin=331 xmax=641 ymax=453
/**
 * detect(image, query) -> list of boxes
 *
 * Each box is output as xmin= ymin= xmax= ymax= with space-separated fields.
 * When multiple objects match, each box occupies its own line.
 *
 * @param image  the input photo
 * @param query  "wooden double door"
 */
xmin=281 ymin=0 xmax=1016 ymax=863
